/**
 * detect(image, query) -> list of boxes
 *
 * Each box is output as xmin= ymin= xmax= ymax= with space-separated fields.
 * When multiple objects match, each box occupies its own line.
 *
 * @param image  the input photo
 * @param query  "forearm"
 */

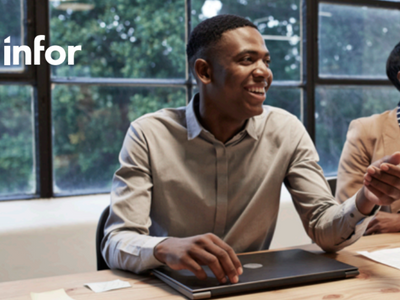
xmin=102 ymin=230 xmax=167 ymax=273
xmin=355 ymin=186 xmax=376 ymax=215
xmin=311 ymin=193 xmax=377 ymax=252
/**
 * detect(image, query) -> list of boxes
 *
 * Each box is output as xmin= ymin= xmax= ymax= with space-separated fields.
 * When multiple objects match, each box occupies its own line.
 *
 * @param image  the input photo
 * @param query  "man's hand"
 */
xmin=365 ymin=211 xmax=400 ymax=235
xmin=154 ymin=233 xmax=242 ymax=284
xmin=356 ymin=152 xmax=400 ymax=215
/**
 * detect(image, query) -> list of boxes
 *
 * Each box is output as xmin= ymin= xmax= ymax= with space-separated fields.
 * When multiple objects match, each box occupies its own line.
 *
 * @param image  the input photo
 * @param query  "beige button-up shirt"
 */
xmin=102 ymin=95 xmax=374 ymax=273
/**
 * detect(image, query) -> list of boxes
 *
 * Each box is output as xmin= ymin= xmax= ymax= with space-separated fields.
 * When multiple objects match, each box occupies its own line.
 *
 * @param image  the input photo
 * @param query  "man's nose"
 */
xmin=253 ymin=61 xmax=272 ymax=80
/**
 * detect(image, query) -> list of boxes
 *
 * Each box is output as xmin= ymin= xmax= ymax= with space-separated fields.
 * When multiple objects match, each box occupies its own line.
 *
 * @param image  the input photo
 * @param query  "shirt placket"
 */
xmin=213 ymin=143 xmax=228 ymax=237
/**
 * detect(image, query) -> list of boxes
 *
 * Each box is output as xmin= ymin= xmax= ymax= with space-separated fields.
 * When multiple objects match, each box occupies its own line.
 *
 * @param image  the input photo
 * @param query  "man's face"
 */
xmin=206 ymin=26 xmax=273 ymax=122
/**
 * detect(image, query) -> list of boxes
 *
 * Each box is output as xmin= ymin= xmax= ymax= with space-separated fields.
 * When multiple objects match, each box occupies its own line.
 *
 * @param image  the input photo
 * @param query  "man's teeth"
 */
xmin=248 ymin=87 xmax=265 ymax=94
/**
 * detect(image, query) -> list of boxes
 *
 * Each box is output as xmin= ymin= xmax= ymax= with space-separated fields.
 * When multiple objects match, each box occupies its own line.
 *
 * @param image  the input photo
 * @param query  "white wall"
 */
xmin=0 ymin=195 xmax=109 ymax=282
xmin=269 ymin=185 xmax=311 ymax=249
xmin=0 ymin=185 xmax=310 ymax=283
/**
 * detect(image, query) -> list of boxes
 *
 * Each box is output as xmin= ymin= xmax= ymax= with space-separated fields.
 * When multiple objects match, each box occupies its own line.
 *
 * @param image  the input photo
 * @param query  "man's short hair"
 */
xmin=386 ymin=41 xmax=400 ymax=91
xmin=186 ymin=14 xmax=257 ymax=75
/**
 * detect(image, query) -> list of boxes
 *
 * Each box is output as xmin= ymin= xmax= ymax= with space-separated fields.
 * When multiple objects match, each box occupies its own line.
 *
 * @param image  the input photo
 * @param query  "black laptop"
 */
xmin=153 ymin=249 xmax=359 ymax=299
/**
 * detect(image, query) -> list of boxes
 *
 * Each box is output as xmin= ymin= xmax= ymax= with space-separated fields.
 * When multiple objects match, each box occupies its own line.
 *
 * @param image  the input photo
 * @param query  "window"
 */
xmin=1 ymin=0 xmax=399 ymax=200
xmin=0 ymin=0 xmax=36 ymax=199
xmin=49 ymin=0 xmax=187 ymax=194
xmin=0 ymin=0 xmax=25 ymax=72
xmin=316 ymin=1 xmax=400 ymax=175
xmin=0 ymin=85 xmax=35 ymax=197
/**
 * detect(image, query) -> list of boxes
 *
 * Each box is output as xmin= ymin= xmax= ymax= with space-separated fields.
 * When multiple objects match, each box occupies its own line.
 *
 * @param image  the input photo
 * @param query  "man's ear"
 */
xmin=397 ymin=71 xmax=400 ymax=82
xmin=194 ymin=59 xmax=212 ymax=84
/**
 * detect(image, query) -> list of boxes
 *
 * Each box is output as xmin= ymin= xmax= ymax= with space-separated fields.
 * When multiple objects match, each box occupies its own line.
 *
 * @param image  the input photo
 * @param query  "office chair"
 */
xmin=326 ymin=178 xmax=337 ymax=197
xmin=96 ymin=205 xmax=110 ymax=271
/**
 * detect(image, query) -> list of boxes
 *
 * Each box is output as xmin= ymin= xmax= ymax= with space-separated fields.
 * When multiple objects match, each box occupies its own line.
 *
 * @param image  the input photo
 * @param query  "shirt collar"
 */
xmin=186 ymin=94 xmax=203 ymax=140
xmin=244 ymin=115 xmax=259 ymax=141
xmin=185 ymin=93 xmax=261 ymax=141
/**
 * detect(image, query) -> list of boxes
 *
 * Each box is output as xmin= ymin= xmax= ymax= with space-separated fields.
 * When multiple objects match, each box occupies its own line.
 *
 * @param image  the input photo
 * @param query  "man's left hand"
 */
xmin=365 ymin=211 xmax=400 ymax=235
xmin=363 ymin=152 xmax=400 ymax=204
xmin=355 ymin=152 xmax=400 ymax=215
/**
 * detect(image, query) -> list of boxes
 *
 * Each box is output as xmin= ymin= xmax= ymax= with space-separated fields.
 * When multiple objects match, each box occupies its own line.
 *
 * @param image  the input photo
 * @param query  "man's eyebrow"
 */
xmin=234 ymin=49 xmax=270 ymax=58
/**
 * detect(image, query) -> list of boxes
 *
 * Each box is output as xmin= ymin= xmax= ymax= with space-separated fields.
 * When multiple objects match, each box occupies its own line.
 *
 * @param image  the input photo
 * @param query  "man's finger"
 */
xmin=369 ymin=171 xmax=400 ymax=195
xmin=379 ymin=163 xmax=400 ymax=178
xmin=205 ymin=243 xmax=239 ymax=284
xmin=370 ymin=152 xmax=400 ymax=169
xmin=363 ymin=181 xmax=385 ymax=204
xmin=381 ymin=152 xmax=400 ymax=165
xmin=210 ymin=235 xmax=242 ymax=275
xmin=180 ymin=256 xmax=208 ymax=280
xmin=191 ymin=250 xmax=227 ymax=283
xmin=372 ymin=169 xmax=400 ymax=187
xmin=368 ymin=176 xmax=400 ymax=201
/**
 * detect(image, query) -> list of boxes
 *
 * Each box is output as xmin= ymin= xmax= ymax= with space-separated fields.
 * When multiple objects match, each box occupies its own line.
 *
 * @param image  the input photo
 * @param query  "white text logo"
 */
xmin=4 ymin=35 xmax=82 ymax=66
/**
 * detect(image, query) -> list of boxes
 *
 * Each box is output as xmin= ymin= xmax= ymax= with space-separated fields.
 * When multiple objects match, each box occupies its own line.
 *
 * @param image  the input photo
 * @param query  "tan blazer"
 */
xmin=336 ymin=108 xmax=400 ymax=213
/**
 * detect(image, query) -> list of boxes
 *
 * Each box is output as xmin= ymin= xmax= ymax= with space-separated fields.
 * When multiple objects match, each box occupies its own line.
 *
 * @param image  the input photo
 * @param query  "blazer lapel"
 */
xmin=382 ymin=108 xmax=400 ymax=213
xmin=382 ymin=108 xmax=400 ymax=156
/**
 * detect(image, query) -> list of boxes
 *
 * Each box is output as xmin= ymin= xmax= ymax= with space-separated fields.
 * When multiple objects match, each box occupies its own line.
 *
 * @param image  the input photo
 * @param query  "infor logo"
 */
xmin=3 ymin=35 xmax=81 ymax=66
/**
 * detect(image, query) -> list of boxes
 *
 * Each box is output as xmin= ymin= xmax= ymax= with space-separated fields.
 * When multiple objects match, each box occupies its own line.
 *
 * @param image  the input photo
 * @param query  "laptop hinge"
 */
xmin=345 ymin=270 xmax=359 ymax=278
xmin=193 ymin=291 xmax=211 ymax=299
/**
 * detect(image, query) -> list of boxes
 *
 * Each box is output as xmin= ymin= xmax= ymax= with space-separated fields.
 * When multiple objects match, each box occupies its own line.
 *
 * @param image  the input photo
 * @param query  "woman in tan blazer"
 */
xmin=336 ymin=42 xmax=400 ymax=235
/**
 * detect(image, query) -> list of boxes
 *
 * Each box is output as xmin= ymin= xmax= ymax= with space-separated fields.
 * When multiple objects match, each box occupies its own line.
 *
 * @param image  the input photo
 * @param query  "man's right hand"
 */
xmin=154 ymin=233 xmax=243 ymax=284
xmin=356 ymin=152 xmax=400 ymax=215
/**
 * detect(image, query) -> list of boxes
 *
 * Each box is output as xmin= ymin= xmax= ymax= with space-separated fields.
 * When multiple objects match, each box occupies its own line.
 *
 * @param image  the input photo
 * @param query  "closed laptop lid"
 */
xmin=153 ymin=249 xmax=359 ymax=299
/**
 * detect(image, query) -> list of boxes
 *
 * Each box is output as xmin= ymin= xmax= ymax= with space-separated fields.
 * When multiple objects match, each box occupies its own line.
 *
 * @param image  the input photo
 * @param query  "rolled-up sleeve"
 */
xmin=101 ymin=121 xmax=167 ymax=273
xmin=284 ymin=120 xmax=377 ymax=252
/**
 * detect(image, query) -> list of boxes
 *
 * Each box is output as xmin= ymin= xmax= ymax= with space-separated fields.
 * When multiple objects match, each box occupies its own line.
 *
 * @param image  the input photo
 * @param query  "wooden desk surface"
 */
xmin=1 ymin=233 xmax=400 ymax=300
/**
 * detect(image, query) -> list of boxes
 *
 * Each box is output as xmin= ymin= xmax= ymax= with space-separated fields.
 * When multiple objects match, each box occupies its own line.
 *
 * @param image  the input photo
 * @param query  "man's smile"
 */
xmin=243 ymin=83 xmax=269 ymax=100
xmin=244 ymin=86 xmax=265 ymax=95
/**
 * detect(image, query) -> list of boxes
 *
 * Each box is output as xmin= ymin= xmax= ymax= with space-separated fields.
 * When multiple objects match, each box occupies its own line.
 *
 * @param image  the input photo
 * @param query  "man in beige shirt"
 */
xmin=102 ymin=15 xmax=400 ymax=284
xmin=336 ymin=41 xmax=400 ymax=235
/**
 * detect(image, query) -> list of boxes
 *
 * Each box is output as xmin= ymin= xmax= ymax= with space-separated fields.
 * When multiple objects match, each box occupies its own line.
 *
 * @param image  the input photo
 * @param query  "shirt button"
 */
xmin=350 ymin=213 xmax=354 ymax=218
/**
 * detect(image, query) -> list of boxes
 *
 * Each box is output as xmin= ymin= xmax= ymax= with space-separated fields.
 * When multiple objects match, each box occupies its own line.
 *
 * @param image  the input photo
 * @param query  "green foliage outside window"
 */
xmin=0 ymin=0 xmax=22 ymax=69
xmin=52 ymin=86 xmax=185 ymax=192
xmin=49 ymin=0 xmax=187 ymax=193
xmin=0 ymin=86 xmax=35 ymax=195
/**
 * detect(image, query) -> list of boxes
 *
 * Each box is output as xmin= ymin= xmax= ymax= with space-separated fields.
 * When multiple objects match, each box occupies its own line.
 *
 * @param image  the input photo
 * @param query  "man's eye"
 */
xmin=243 ymin=57 xmax=252 ymax=62
xmin=264 ymin=60 xmax=271 ymax=66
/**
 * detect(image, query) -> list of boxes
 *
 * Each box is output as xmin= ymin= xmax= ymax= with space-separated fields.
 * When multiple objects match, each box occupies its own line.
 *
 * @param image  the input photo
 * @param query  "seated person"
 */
xmin=101 ymin=15 xmax=400 ymax=284
xmin=336 ymin=41 xmax=400 ymax=235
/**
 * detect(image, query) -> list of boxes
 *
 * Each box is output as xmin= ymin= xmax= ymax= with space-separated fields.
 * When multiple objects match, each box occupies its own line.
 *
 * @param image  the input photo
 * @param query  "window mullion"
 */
xmin=186 ymin=0 xmax=193 ymax=103
xmin=34 ymin=0 xmax=53 ymax=198
xmin=303 ymin=0 xmax=317 ymax=143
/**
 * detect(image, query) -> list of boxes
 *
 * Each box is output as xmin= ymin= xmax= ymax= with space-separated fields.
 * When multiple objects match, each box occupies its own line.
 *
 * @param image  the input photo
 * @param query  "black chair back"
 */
xmin=96 ymin=205 xmax=110 ymax=271
xmin=327 ymin=178 xmax=337 ymax=197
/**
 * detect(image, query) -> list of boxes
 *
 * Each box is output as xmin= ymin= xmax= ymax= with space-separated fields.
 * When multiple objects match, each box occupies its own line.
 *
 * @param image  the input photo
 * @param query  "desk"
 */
xmin=1 ymin=233 xmax=400 ymax=300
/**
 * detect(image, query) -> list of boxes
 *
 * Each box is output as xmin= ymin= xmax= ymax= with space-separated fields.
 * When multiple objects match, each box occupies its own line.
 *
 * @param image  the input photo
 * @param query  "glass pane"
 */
xmin=319 ymin=3 xmax=400 ymax=78
xmin=0 ymin=0 xmax=24 ymax=72
xmin=0 ymin=85 xmax=35 ymax=197
xmin=264 ymin=87 xmax=301 ymax=119
xmin=315 ymin=86 xmax=398 ymax=176
xmin=191 ymin=0 xmax=301 ymax=81
xmin=49 ymin=0 xmax=185 ymax=78
xmin=52 ymin=85 xmax=186 ymax=194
